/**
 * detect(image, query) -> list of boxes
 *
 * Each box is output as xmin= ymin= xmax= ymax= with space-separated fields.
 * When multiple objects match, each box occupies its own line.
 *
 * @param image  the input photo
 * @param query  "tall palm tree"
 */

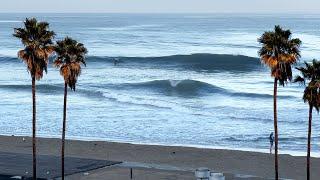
xmin=295 ymin=60 xmax=320 ymax=180
xmin=258 ymin=25 xmax=301 ymax=180
xmin=54 ymin=37 xmax=87 ymax=179
xmin=13 ymin=18 xmax=55 ymax=180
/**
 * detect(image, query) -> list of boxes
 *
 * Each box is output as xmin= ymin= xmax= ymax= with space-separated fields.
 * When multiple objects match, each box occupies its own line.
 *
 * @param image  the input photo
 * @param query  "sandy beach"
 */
xmin=0 ymin=135 xmax=319 ymax=179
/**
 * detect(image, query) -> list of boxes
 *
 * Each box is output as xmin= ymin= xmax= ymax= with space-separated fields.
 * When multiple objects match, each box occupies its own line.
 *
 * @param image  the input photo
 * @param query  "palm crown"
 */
xmin=295 ymin=60 xmax=320 ymax=111
xmin=13 ymin=18 xmax=55 ymax=80
xmin=54 ymin=37 xmax=87 ymax=91
xmin=258 ymin=25 xmax=301 ymax=85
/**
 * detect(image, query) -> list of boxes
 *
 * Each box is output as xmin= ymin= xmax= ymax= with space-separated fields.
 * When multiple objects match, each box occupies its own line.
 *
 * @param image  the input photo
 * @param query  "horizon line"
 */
xmin=1 ymin=12 xmax=320 ymax=14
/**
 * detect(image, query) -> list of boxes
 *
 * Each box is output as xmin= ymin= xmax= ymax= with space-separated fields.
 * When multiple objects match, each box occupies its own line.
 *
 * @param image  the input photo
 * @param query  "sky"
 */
xmin=0 ymin=0 xmax=319 ymax=13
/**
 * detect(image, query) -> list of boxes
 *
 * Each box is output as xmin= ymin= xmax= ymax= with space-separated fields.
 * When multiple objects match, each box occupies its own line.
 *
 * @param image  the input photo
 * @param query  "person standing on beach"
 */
xmin=269 ymin=132 xmax=274 ymax=154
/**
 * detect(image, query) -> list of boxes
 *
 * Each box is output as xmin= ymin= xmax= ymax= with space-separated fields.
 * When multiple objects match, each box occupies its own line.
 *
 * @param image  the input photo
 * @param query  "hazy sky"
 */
xmin=1 ymin=0 xmax=319 ymax=13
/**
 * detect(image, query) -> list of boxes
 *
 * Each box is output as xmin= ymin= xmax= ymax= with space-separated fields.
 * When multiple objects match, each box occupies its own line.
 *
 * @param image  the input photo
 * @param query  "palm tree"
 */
xmin=53 ymin=37 xmax=87 ymax=180
xmin=295 ymin=60 xmax=320 ymax=180
xmin=258 ymin=25 xmax=301 ymax=180
xmin=13 ymin=18 xmax=55 ymax=180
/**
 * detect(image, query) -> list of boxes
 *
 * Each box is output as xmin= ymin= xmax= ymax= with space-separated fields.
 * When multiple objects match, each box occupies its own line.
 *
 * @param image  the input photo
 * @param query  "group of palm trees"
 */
xmin=259 ymin=25 xmax=320 ymax=180
xmin=13 ymin=18 xmax=87 ymax=180
xmin=11 ymin=17 xmax=318 ymax=180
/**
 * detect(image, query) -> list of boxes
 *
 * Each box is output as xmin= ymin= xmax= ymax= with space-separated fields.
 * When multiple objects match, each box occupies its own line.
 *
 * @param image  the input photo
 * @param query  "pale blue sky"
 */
xmin=1 ymin=0 xmax=319 ymax=13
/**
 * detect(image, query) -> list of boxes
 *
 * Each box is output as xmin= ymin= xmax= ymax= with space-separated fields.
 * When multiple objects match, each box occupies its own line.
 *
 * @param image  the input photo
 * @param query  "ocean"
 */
xmin=0 ymin=13 xmax=320 ymax=155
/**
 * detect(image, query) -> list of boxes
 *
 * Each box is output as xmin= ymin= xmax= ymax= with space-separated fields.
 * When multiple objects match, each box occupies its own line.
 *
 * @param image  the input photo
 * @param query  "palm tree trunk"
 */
xmin=61 ymin=82 xmax=68 ymax=180
xmin=307 ymin=104 xmax=312 ymax=180
xmin=32 ymin=76 xmax=37 ymax=180
xmin=273 ymin=78 xmax=279 ymax=180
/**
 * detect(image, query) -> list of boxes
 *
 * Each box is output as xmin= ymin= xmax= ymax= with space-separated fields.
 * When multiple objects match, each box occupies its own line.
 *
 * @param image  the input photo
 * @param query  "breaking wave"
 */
xmin=0 ymin=53 xmax=262 ymax=72
xmin=90 ymin=53 xmax=262 ymax=72
xmin=0 ymin=80 xmax=294 ymax=99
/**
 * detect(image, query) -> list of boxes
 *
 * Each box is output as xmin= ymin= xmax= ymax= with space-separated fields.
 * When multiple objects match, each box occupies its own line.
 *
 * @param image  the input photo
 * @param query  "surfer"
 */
xmin=114 ymin=58 xmax=119 ymax=66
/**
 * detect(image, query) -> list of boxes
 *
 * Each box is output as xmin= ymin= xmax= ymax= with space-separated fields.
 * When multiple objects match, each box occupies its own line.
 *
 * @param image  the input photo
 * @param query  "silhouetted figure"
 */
xmin=114 ymin=58 xmax=119 ymax=66
xmin=269 ymin=132 xmax=274 ymax=154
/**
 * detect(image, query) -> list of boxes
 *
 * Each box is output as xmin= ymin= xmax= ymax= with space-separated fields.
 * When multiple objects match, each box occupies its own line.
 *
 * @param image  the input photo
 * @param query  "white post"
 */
xmin=195 ymin=167 xmax=210 ymax=180
xmin=209 ymin=172 xmax=225 ymax=180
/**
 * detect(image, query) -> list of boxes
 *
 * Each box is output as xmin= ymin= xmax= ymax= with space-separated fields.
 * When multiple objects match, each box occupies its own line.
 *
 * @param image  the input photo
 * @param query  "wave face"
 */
xmin=102 ymin=79 xmax=293 ymax=99
xmin=88 ymin=54 xmax=262 ymax=72
xmin=0 ymin=54 xmax=263 ymax=72
xmin=0 ymin=13 xmax=318 ymax=154
xmin=118 ymin=80 xmax=224 ymax=97
xmin=1 ymin=53 xmax=262 ymax=72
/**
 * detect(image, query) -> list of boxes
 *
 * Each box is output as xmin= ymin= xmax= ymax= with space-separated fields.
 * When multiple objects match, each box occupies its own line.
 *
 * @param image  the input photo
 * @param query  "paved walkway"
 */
xmin=0 ymin=152 xmax=120 ymax=179
xmin=64 ymin=165 xmax=269 ymax=180
xmin=64 ymin=162 xmax=269 ymax=180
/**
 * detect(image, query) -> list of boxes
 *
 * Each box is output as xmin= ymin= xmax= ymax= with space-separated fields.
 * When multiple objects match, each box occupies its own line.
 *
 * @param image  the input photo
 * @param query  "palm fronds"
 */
xmin=54 ymin=37 xmax=87 ymax=90
xmin=258 ymin=25 xmax=301 ymax=86
xmin=13 ymin=18 xmax=55 ymax=80
xmin=295 ymin=60 xmax=320 ymax=112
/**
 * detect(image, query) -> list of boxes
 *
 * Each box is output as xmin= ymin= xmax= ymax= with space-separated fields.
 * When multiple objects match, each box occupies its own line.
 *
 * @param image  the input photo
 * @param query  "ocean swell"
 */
xmin=95 ymin=79 xmax=295 ymax=99
xmin=90 ymin=53 xmax=263 ymax=72
xmin=0 ymin=53 xmax=263 ymax=72
xmin=0 ymin=79 xmax=295 ymax=100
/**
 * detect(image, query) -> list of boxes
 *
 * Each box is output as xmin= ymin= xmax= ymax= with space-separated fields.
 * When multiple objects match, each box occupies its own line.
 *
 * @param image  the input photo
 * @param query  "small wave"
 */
xmin=0 ymin=84 xmax=61 ymax=92
xmin=223 ymin=136 xmax=320 ymax=143
xmin=2 ymin=83 xmax=172 ymax=109
xmin=228 ymin=116 xmax=272 ymax=123
xmin=90 ymin=24 xmax=162 ymax=31
xmin=231 ymin=92 xmax=294 ymax=99
xmin=0 ymin=84 xmax=106 ymax=99
xmin=0 ymin=20 xmax=20 ymax=23
xmin=223 ymin=136 xmax=268 ymax=142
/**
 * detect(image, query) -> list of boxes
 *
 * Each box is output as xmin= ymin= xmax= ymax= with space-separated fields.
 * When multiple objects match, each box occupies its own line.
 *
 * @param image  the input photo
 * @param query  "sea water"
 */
xmin=0 ymin=13 xmax=320 ymax=155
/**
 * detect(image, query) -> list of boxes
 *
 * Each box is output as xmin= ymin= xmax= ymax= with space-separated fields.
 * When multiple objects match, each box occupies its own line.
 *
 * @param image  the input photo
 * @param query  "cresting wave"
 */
xmin=124 ymin=80 xmax=295 ymax=99
xmin=91 ymin=53 xmax=263 ymax=71
xmin=1 ymin=53 xmax=263 ymax=71
xmin=121 ymin=80 xmax=224 ymax=96
xmin=0 ymin=80 xmax=295 ymax=99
